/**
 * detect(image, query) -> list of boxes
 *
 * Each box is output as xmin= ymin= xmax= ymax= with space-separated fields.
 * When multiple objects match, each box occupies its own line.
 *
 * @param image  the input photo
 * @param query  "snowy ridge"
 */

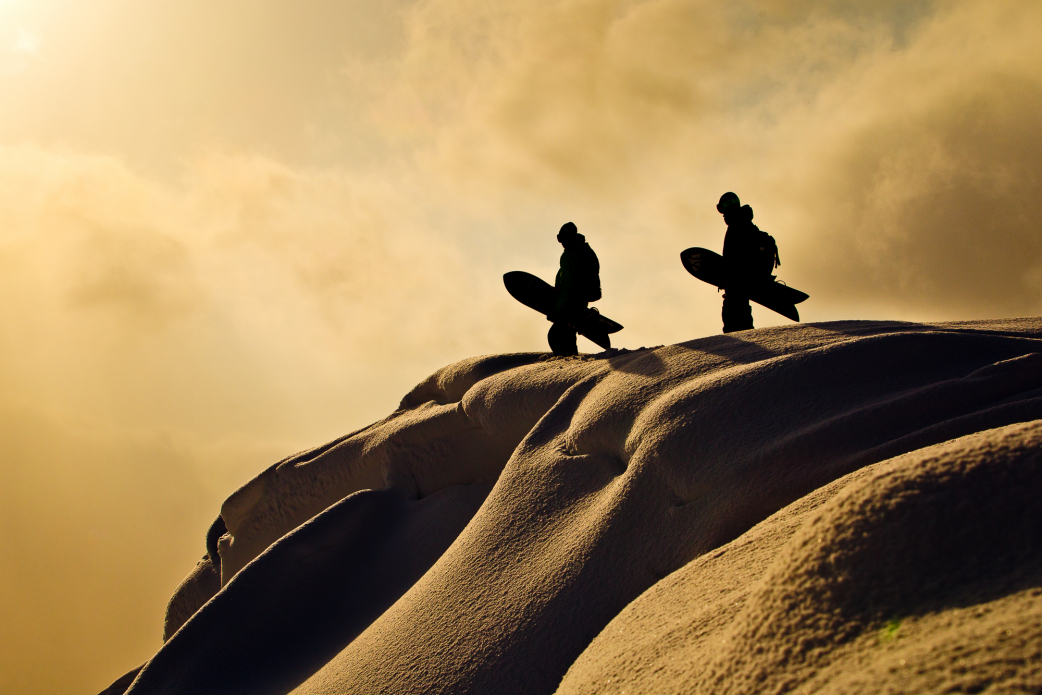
xmin=114 ymin=319 xmax=1042 ymax=695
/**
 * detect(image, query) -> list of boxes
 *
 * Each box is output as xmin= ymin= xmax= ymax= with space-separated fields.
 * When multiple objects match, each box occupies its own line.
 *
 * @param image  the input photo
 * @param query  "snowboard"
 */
xmin=504 ymin=271 xmax=623 ymax=350
xmin=680 ymin=247 xmax=808 ymax=322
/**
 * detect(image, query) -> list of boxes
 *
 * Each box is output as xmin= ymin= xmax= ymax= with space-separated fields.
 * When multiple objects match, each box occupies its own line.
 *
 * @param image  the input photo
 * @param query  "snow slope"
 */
xmin=111 ymin=319 xmax=1042 ymax=695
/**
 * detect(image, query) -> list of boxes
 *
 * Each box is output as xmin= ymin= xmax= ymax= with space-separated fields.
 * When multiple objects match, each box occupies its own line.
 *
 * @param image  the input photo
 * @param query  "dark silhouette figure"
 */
xmin=717 ymin=192 xmax=778 ymax=333
xmin=548 ymin=222 xmax=601 ymax=356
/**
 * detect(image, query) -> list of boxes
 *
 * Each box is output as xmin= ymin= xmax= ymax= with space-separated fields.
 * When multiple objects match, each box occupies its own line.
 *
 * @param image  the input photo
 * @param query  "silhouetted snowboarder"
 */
xmin=717 ymin=192 xmax=779 ymax=333
xmin=503 ymin=225 xmax=620 ymax=353
xmin=547 ymin=222 xmax=602 ymax=356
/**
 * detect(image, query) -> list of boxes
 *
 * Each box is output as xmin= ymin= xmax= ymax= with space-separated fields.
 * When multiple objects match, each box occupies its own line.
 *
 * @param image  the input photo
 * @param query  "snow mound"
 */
xmin=558 ymin=420 xmax=1042 ymax=694
xmin=115 ymin=319 xmax=1042 ymax=695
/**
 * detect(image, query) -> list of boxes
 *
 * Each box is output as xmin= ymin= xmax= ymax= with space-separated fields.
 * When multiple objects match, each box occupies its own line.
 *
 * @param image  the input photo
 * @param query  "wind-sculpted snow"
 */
xmin=116 ymin=319 xmax=1042 ymax=695
xmin=557 ymin=420 xmax=1042 ymax=694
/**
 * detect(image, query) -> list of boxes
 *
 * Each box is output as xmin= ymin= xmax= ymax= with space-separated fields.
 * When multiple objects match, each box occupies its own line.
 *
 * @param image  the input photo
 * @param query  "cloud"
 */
xmin=366 ymin=0 xmax=1042 ymax=320
xmin=0 ymin=144 xmax=488 ymax=432
xmin=365 ymin=0 xmax=936 ymax=193
xmin=775 ymin=0 xmax=1042 ymax=317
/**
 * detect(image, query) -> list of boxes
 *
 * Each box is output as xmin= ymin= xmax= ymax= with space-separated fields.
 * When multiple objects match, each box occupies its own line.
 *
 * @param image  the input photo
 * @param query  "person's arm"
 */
xmin=550 ymin=250 xmax=577 ymax=320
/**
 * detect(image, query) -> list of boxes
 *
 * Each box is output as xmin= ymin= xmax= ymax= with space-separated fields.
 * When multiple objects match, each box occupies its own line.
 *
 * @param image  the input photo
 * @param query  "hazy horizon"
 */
xmin=2 ymin=1 xmax=1040 ymax=692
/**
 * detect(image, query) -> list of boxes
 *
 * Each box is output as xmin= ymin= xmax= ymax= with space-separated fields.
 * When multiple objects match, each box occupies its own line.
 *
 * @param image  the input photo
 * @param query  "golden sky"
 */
xmin=1 ymin=1 xmax=1040 ymax=692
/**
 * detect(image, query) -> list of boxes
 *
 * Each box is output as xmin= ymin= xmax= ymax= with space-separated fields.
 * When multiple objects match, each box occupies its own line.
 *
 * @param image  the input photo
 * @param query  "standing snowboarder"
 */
xmin=547 ymin=222 xmax=602 ymax=356
xmin=717 ymin=192 xmax=778 ymax=333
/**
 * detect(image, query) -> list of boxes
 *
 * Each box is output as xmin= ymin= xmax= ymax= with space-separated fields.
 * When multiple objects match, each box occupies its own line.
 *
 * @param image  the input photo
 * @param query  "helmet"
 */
xmin=717 ymin=192 xmax=740 ymax=214
xmin=558 ymin=221 xmax=578 ymax=236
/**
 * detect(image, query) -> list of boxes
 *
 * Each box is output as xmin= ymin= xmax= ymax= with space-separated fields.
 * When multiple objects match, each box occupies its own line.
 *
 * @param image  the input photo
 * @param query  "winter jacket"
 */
xmin=553 ymin=234 xmax=600 ymax=316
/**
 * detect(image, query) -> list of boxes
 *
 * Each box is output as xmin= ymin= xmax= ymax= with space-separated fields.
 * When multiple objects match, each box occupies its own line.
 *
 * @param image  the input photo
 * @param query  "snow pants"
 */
xmin=722 ymin=291 xmax=753 ymax=333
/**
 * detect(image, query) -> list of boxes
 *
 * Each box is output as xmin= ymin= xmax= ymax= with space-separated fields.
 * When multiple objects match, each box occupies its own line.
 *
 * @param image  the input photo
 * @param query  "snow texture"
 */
xmin=113 ymin=319 xmax=1042 ymax=695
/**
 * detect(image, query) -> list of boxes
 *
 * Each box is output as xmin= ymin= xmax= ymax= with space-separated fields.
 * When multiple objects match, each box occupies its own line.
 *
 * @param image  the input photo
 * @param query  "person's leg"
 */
xmin=722 ymin=293 xmax=753 ymax=333
xmin=548 ymin=321 xmax=579 ymax=356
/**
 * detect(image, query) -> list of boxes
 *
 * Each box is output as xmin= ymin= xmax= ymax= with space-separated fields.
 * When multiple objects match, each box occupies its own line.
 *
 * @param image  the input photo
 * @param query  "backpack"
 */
xmin=583 ymin=250 xmax=602 ymax=302
xmin=755 ymin=229 xmax=780 ymax=278
xmin=585 ymin=277 xmax=602 ymax=303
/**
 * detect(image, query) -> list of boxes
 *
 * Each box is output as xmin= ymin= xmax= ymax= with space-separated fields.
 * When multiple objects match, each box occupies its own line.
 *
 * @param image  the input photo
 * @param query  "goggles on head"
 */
xmin=717 ymin=193 xmax=740 ymax=214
